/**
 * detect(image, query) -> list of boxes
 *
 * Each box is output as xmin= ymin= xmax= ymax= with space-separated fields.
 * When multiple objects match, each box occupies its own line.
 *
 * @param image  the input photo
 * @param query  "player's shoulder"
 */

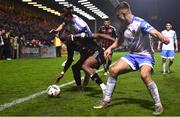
xmin=162 ymin=30 xmax=176 ymax=34
xmin=72 ymin=14 xmax=79 ymax=19
xmin=170 ymin=30 xmax=176 ymax=33
xmin=99 ymin=26 xmax=105 ymax=30
xmin=73 ymin=14 xmax=84 ymax=22
xmin=109 ymin=25 xmax=116 ymax=30
xmin=101 ymin=26 xmax=105 ymax=28
xmin=133 ymin=16 xmax=145 ymax=22
xmin=161 ymin=30 xmax=166 ymax=33
xmin=131 ymin=16 xmax=146 ymax=27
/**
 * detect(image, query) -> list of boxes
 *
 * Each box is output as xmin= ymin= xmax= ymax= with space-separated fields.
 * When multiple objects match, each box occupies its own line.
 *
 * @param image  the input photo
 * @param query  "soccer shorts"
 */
xmin=121 ymin=53 xmax=155 ymax=70
xmin=93 ymin=48 xmax=106 ymax=69
xmin=161 ymin=50 xmax=175 ymax=59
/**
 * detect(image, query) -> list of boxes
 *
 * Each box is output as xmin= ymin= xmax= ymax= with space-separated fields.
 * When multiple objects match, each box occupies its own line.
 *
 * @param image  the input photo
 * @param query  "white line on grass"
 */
xmin=0 ymin=62 xmax=115 ymax=111
xmin=0 ymin=80 xmax=76 ymax=111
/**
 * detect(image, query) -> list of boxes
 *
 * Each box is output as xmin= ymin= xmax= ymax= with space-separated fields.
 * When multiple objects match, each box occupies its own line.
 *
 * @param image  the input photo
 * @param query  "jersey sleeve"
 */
xmin=140 ymin=20 xmax=154 ymax=33
xmin=173 ymin=31 xmax=177 ymax=40
xmin=73 ymin=15 xmax=92 ymax=38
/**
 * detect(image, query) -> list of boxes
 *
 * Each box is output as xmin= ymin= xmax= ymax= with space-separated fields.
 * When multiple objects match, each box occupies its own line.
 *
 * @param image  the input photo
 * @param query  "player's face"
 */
xmin=65 ymin=15 xmax=73 ymax=23
xmin=104 ymin=20 xmax=110 ymax=27
xmin=166 ymin=23 xmax=172 ymax=30
xmin=116 ymin=9 xmax=128 ymax=23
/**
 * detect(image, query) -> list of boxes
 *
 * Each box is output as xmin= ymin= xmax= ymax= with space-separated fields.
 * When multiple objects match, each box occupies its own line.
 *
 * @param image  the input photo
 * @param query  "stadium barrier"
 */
xmin=19 ymin=46 xmax=56 ymax=58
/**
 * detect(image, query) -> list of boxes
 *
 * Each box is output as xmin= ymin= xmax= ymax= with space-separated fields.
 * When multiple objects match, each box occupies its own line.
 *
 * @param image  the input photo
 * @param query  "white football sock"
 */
xmin=147 ymin=81 xmax=161 ymax=106
xmin=100 ymin=83 xmax=106 ymax=91
xmin=104 ymin=76 xmax=117 ymax=102
xmin=163 ymin=63 xmax=166 ymax=73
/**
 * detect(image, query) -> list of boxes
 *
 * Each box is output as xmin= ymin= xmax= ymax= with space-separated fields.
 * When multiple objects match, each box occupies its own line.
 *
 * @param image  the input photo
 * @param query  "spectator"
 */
xmin=0 ymin=30 xmax=5 ymax=59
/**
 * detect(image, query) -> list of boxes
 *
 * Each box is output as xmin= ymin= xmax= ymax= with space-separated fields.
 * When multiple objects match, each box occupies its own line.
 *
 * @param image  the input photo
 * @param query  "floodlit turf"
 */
xmin=0 ymin=52 xmax=180 ymax=116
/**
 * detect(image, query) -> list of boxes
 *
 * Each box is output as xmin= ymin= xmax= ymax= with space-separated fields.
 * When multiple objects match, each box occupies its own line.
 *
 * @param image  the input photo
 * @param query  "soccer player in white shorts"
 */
xmin=157 ymin=23 xmax=178 ymax=74
xmin=93 ymin=1 xmax=170 ymax=115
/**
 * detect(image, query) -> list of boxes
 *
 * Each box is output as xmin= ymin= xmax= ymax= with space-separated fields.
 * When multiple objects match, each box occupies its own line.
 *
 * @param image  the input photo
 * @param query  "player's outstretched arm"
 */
xmin=92 ymin=33 xmax=116 ymax=41
xmin=157 ymin=41 xmax=161 ymax=51
xmin=104 ymin=39 xmax=120 ymax=59
xmin=49 ymin=23 xmax=65 ymax=33
xmin=175 ymin=39 xmax=179 ymax=52
xmin=149 ymin=29 xmax=170 ymax=45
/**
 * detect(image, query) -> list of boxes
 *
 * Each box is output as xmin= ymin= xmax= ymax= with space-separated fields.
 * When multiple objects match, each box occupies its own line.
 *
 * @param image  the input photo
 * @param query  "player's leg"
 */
xmin=82 ymin=55 xmax=106 ymax=93
xmin=71 ymin=56 xmax=87 ymax=91
xmin=94 ymin=58 xmax=132 ymax=109
xmin=167 ymin=50 xmax=175 ymax=73
xmin=161 ymin=50 xmax=167 ymax=74
xmin=83 ymin=73 xmax=90 ymax=87
xmin=107 ymin=54 xmax=112 ymax=70
xmin=140 ymin=65 xmax=163 ymax=115
xmin=168 ymin=58 xmax=173 ymax=73
xmin=103 ymin=54 xmax=112 ymax=75
xmin=162 ymin=58 xmax=166 ymax=74
xmin=168 ymin=58 xmax=174 ymax=73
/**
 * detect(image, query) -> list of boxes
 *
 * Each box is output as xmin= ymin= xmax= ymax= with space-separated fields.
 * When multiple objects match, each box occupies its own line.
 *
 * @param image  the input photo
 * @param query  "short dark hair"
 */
xmin=60 ymin=6 xmax=73 ymax=17
xmin=116 ymin=1 xmax=130 ymax=11
xmin=104 ymin=18 xmax=110 ymax=21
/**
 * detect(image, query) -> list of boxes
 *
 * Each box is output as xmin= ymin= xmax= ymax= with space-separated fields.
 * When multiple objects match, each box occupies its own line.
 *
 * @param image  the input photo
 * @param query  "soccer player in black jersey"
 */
xmin=54 ymin=30 xmax=115 ymax=93
xmin=49 ymin=7 xmax=115 ymax=92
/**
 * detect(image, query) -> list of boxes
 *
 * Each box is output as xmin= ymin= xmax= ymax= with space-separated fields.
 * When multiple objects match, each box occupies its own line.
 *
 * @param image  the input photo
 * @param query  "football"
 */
xmin=47 ymin=85 xmax=60 ymax=96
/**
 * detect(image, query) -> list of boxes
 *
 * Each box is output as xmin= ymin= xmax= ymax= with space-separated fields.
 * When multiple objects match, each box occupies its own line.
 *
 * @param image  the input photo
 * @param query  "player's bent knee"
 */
xmin=170 ymin=59 xmax=174 ymax=63
xmin=110 ymin=67 xmax=119 ymax=77
xmin=140 ymin=72 xmax=150 ymax=80
xmin=162 ymin=59 xmax=166 ymax=63
xmin=82 ymin=64 xmax=88 ymax=71
xmin=72 ymin=64 xmax=80 ymax=71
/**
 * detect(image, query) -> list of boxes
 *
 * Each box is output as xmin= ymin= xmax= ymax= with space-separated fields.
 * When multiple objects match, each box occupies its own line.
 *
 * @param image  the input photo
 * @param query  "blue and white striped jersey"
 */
xmin=124 ymin=16 xmax=155 ymax=57
xmin=64 ymin=15 xmax=92 ymax=37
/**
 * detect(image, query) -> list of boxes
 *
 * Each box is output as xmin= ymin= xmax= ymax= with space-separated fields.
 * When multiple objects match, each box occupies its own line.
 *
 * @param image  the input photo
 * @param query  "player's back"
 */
xmin=72 ymin=38 xmax=101 ymax=55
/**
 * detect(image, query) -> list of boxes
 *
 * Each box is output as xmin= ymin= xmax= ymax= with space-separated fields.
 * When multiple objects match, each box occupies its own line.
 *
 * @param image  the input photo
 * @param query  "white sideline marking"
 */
xmin=0 ymin=80 xmax=75 ymax=111
xmin=0 ymin=62 xmax=115 ymax=111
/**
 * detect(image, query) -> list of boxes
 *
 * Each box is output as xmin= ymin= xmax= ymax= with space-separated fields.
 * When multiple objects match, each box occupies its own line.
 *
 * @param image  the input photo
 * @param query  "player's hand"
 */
xmin=162 ymin=36 xmax=170 ymax=45
xmin=157 ymin=46 xmax=161 ymax=51
xmin=56 ymin=71 xmax=64 ymax=83
xmin=80 ymin=33 xmax=87 ymax=38
xmin=104 ymin=48 xmax=112 ymax=59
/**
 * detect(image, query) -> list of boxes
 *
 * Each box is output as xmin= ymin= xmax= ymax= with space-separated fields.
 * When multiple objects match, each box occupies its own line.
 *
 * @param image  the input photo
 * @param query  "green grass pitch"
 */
xmin=0 ymin=52 xmax=180 ymax=116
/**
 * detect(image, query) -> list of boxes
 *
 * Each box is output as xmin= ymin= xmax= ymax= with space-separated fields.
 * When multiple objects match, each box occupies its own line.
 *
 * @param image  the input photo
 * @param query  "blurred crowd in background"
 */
xmin=0 ymin=1 xmax=62 ymax=60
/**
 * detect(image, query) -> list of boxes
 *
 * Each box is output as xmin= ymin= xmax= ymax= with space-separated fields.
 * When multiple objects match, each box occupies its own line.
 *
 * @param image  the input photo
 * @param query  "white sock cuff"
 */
xmin=147 ymin=81 xmax=157 ymax=89
xmin=107 ymin=76 xmax=117 ymax=84
xmin=100 ymin=83 xmax=106 ymax=90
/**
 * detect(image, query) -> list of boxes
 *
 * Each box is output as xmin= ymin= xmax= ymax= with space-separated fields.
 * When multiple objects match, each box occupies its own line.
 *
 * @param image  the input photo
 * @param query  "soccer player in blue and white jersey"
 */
xmin=93 ymin=1 xmax=170 ymax=115
xmin=157 ymin=23 xmax=178 ymax=74
xmin=49 ymin=7 xmax=92 ymax=38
